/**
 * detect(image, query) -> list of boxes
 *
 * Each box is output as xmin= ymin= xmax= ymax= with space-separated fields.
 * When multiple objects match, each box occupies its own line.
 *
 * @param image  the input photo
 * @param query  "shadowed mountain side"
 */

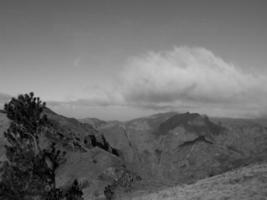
xmin=155 ymin=112 xmax=225 ymax=136
xmin=44 ymin=108 xmax=98 ymax=139
xmin=41 ymin=108 xmax=120 ymax=157
xmin=88 ymin=112 xmax=267 ymax=186
xmin=79 ymin=117 xmax=107 ymax=129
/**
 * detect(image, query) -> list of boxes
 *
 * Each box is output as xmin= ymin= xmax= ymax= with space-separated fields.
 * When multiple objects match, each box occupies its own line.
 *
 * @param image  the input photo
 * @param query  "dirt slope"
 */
xmin=118 ymin=162 xmax=267 ymax=200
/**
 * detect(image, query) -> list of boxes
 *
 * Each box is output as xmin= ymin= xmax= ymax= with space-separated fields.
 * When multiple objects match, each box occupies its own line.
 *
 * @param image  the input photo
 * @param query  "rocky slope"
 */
xmin=0 ymin=109 xmax=126 ymax=199
xmin=1 ymin=109 xmax=267 ymax=199
xmin=97 ymin=112 xmax=267 ymax=186
xmin=117 ymin=162 xmax=267 ymax=200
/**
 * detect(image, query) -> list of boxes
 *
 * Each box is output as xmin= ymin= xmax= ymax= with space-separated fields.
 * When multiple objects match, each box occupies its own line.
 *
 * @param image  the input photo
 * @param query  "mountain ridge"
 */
xmin=1 ymin=109 xmax=267 ymax=199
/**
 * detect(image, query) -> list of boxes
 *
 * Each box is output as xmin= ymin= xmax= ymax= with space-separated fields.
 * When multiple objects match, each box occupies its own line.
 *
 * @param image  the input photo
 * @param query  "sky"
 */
xmin=0 ymin=0 xmax=267 ymax=120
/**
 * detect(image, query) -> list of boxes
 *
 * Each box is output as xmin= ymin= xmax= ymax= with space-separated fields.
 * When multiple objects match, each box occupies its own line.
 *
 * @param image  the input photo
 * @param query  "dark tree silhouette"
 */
xmin=0 ymin=92 xmax=83 ymax=200
xmin=0 ymin=92 xmax=51 ymax=199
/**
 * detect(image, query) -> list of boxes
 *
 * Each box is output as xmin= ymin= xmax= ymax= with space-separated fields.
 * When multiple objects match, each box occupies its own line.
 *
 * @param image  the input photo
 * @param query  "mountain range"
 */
xmin=1 ymin=108 xmax=267 ymax=199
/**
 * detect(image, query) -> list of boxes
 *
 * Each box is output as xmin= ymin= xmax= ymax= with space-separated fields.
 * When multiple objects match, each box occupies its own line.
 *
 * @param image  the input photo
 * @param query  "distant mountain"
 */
xmin=1 ymin=109 xmax=267 ymax=199
xmin=79 ymin=117 xmax=107 ymax=129
xmin=155 ymin=112 xmax=224 ymax=136
xmin=95 ymin=112 xmax=267 ymax=185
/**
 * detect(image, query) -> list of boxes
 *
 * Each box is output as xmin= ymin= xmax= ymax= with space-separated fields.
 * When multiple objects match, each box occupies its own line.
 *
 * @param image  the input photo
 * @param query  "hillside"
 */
xmin=0 ymin=108 xmax=126 ymax=199
xmin=98 ymin=112 xmax=267 ymax=186
xmin=1 ymin=110 xmax=267 ymax=199
xmin=117 ymin=162 xmax=267 ymax=200
xmin=79 ymin=117 xmax=107 ymax=129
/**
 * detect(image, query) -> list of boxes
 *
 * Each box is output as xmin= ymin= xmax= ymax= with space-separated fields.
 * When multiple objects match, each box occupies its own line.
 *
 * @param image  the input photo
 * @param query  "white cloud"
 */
xmin=118 ymin=46 xmax=267 ymax=117
xmin=50 ymin=46 xmax=267 ymax=119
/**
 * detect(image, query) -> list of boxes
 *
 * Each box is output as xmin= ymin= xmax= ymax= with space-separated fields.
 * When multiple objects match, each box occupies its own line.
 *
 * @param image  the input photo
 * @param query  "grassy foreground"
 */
xmin=116 ymin=162 xmax=267 ymax=200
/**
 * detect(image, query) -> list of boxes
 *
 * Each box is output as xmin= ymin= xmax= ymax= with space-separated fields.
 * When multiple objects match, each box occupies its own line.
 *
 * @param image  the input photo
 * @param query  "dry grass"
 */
xmin=117 ymin=162 xmax=267 ymax=200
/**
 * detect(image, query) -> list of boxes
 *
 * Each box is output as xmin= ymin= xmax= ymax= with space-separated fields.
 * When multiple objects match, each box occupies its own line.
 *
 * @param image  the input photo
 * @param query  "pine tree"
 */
xmin=0 ymin=93 xmax=63 ymax=200
xmin=0 ymin=92 xmax=84 ymax=200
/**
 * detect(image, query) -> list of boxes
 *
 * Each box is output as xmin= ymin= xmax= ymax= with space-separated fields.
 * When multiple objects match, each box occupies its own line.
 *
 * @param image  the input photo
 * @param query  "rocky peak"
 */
xmin=155 ymin=112 xmax=224 ymax=137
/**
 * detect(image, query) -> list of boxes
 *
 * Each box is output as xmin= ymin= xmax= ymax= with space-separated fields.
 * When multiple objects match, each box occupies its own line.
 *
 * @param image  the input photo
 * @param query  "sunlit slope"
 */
xmin=118 ymin=162 xmax=267 ymax=200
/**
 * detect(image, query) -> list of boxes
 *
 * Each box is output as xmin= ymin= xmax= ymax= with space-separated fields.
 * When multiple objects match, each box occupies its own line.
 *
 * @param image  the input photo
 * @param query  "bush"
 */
xmin=104 ymin=185 xmax=115 ymax=200
xmin=65 ymin=180 xmax=84 ymax=200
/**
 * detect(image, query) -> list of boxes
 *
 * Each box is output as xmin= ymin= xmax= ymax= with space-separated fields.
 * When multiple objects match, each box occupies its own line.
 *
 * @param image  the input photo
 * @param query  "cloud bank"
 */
xmin=50 ymin=46 xmax=267 ymax=119
xmin=119 ymin=47 xmax=267 ymax=117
